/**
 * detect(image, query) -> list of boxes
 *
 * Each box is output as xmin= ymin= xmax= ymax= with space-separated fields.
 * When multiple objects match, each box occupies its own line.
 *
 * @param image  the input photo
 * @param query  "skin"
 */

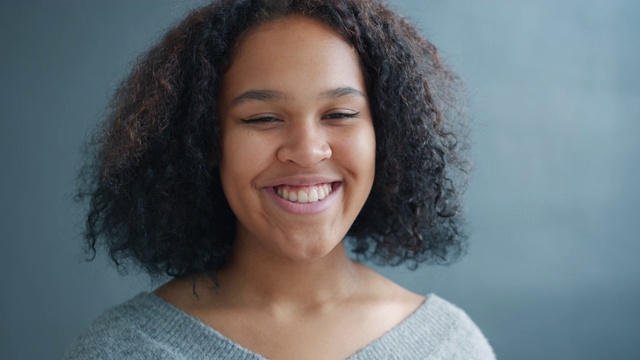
xmin=156 ymin=16 xmax=424 ymax=360
xmin=218 ymin=14 xmax=376 ymax=265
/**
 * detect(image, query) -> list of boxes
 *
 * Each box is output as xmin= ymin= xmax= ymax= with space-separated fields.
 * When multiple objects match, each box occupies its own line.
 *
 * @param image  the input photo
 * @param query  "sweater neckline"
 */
xmin=131 ymin=291 xmax=449 ymax=359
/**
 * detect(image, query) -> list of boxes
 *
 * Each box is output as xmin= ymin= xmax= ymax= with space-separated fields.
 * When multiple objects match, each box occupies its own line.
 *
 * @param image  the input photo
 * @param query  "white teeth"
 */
xmin=275 ymin=183 xmax=333 ymax=203
xmin=318 ymin=187 xmax=326 ymax=200
xmin=297 ymin=190 xmax=308 ymax=203
xmin=309 ymin=188 xmax=319 ymax=202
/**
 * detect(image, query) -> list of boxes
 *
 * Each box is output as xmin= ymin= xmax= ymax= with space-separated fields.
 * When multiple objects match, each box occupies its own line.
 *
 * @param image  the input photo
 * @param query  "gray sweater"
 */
xmin=64 ymin=292 xmax=495 ymax=359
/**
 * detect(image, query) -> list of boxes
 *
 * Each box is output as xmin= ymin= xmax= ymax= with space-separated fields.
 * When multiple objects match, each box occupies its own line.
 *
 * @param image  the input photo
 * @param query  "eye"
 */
xmin=322 ymin=111 xmax=360 ymax=120
xmin=240 ymin=116 xmax=280 ymax=124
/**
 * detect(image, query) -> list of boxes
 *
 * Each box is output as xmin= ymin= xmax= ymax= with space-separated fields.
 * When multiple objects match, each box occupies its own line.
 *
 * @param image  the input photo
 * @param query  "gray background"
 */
xmin=1 ymin=0 xmax=639 ymax=359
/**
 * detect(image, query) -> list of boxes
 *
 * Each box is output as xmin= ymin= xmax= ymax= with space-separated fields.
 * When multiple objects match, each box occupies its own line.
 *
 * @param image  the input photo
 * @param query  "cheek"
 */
xmin=219 ymin=130 xmax=275 ymax=205
xmin=221 ymin=130 xmax=263 ymax=175
xmin=219 ymin=131 xmax=254 ymax=202
xmin=333 ymin=123 xmax=376 ymax=203
xmin=349 ymin=125 xmax=376 ymax=178
xmin=359 ymin=126 xmax=377 ymax=199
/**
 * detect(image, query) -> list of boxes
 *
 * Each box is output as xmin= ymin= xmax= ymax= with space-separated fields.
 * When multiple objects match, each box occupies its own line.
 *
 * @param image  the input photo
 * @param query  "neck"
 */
xmin=216 ymin=240 xmax=364 ymax=310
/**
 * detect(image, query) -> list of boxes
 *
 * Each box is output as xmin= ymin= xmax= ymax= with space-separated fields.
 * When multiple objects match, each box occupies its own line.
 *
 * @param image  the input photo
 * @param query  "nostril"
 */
xmin=276 ymin=136 xmax=332 ymax=167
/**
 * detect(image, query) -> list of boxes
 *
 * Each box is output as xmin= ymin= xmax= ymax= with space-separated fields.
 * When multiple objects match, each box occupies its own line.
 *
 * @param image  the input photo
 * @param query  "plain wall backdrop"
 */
xmin=1 ymin=1 xmax=639 ymax=359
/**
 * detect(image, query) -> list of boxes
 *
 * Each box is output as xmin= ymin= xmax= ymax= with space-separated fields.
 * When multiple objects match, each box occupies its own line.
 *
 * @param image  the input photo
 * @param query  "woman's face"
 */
xmin=218 ymin=16 xmax=375 ymax=262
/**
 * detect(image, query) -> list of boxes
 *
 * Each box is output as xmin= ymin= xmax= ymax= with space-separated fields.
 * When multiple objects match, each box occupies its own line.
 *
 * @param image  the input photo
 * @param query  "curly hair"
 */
xmin=77 ymin=0 xmax=469 ymax=278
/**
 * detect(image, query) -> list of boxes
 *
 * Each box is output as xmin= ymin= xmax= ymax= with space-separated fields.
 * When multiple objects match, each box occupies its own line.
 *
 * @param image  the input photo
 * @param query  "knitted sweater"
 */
xmin=64 ymin=292 xmax=495 ymax=359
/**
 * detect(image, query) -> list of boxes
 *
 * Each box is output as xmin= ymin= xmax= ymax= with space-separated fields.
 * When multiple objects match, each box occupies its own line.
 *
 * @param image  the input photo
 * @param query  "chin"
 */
xmin=278 ymin=234 xmax=345 ymax=263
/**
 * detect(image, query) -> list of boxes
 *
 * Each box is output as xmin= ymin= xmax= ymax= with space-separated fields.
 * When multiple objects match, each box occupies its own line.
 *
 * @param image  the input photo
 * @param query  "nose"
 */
xmin=276 ymin=119 xmax=332 ymax=168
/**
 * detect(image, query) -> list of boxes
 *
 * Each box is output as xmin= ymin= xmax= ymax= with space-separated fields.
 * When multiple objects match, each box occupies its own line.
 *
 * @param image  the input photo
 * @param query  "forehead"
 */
xmin=220 ymin=15 xmax=366 ymax=101
xmin=237 ymin=15 xmax=345 ymax=48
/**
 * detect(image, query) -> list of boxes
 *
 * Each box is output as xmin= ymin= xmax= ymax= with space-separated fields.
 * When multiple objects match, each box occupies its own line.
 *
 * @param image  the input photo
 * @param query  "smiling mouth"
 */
xmin=274 ymin=183 xmax=336 ymax=203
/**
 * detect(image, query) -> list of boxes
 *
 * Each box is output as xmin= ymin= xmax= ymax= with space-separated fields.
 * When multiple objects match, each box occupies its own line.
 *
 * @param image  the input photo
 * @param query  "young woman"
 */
xmin=67 ymin=1 xmax=494 ymax=359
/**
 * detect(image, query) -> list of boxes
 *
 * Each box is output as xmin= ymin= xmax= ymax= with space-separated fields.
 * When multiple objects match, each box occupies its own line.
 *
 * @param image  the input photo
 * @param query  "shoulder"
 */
xmin=63 ymin=293 xmax=176 ymax=360
xmin=348 ymin=279 xmax=496 ymax=360
xmin=409 ymin=294 xmax=496 ymax=360
xmin=64 ymin=292 xmax=260 ymax=360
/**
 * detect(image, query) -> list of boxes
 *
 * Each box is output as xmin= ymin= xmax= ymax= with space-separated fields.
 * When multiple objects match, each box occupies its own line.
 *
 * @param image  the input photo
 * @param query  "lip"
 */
xmin=264 ymin=181 xmax=341 ymax=215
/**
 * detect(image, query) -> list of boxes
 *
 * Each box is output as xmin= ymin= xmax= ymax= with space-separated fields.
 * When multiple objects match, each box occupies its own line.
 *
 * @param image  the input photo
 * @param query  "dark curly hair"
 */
xmin=77 ymin=0 xmax=469 ymax=278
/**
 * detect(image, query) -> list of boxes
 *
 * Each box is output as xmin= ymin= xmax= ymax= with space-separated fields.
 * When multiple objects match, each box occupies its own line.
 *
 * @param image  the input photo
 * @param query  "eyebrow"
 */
xmin=229 ymin=87 xmax=365 ymax=107
xmin=230 ymin=90 xmax=288 ymax=107
xmin=320 ymin=87 xmax=365 ymax=99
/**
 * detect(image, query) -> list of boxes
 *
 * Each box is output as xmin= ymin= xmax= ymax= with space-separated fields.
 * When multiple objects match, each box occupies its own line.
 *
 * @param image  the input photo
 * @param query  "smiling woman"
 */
xmin=68 ymin=0 xmax=494 ymax=359
xmin=218 ymin=17 xmax=376 ymax=263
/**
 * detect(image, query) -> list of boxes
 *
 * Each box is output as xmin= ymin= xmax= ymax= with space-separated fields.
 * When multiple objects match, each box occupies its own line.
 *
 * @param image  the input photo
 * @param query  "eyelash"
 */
xmin=240 ymin=116 xmax=279 ymax=124
xmin=323 ymin=112 xmax=360 ymax=120
xmin=240 ymin=112 xmax=360 ymax=123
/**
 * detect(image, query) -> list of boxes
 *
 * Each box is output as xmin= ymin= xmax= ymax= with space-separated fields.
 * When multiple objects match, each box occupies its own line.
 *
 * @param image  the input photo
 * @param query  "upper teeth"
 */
xmin=276 ymin=183 xmax=333 ymax=203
